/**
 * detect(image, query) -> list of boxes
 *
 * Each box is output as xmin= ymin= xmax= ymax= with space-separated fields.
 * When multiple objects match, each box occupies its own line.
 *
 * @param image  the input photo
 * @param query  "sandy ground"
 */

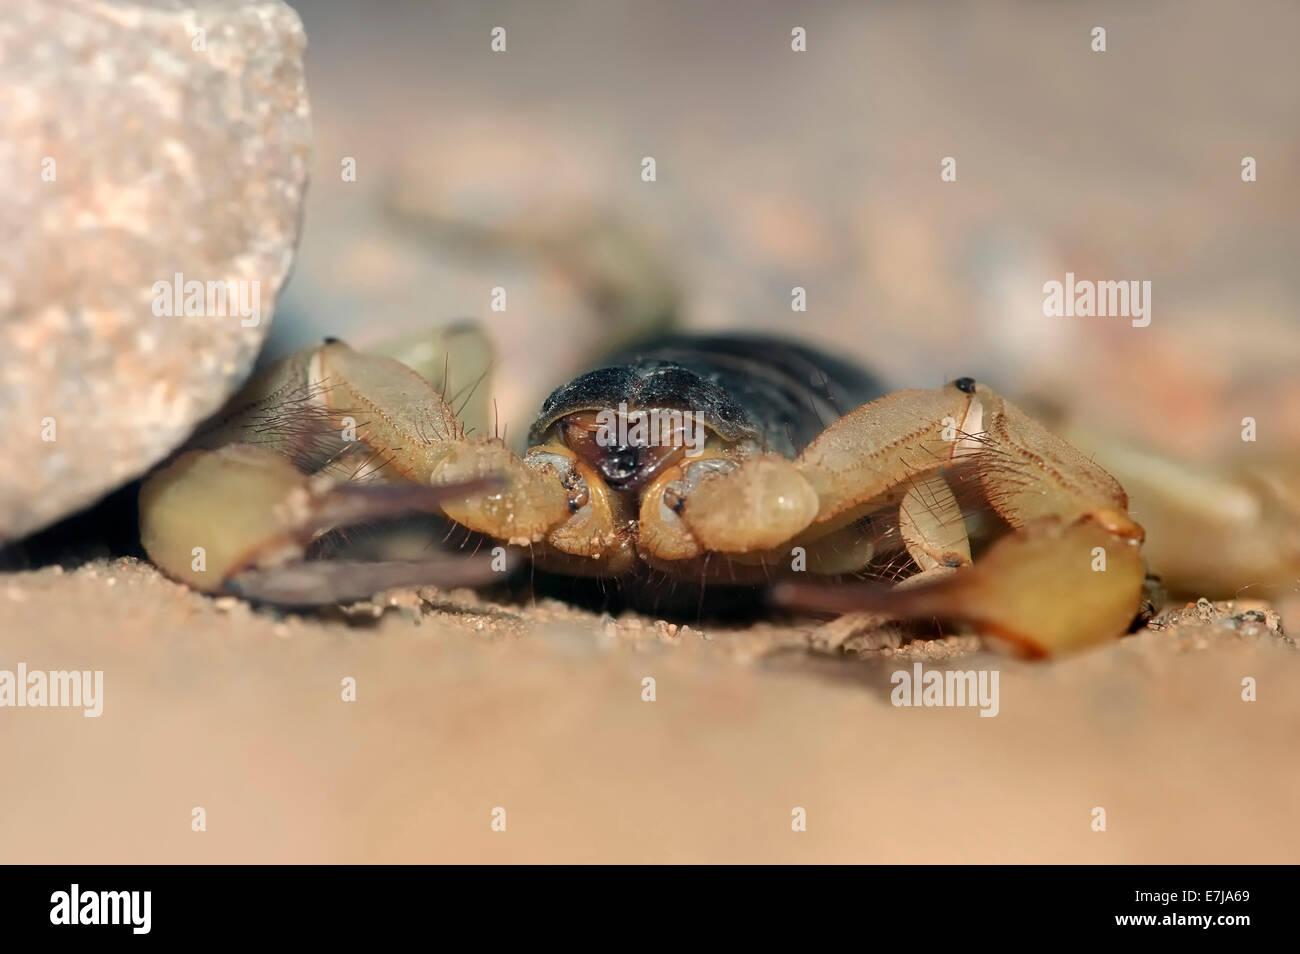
xmin=1 ymin=558 xmax=1296 ymax=863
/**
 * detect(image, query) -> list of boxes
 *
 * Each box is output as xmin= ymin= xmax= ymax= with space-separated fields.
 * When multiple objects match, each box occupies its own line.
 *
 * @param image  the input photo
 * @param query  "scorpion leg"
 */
xmin=661 ymin=383 xmax=978 ymax=557
xmin=898 ymin=471 xmax=972 ymax=571
xmin=140 ymin=444 xmax=500 ymax=595
xmin=141 ymin=338 xmax=575 ymax=599
xmin=367 ymin=321 xmax=495 ymax=441
xmin=310 ymin=341 xmax=571 ymax=543
xmin=781 ymin=517 xmax=1144 ymax=656
xmin=773 ymin=380 xmax=1145 ymax=654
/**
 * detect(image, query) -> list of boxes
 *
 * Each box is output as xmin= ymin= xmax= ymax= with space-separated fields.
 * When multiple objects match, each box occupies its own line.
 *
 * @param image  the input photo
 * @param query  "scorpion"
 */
xmin=138 ymin=330 xmax=1149 ymax=656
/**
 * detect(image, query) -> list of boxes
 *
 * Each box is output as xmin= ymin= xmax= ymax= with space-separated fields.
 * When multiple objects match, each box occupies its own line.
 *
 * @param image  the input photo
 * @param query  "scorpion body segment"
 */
xmin=530 ymin=333 xmax=886 ymax=456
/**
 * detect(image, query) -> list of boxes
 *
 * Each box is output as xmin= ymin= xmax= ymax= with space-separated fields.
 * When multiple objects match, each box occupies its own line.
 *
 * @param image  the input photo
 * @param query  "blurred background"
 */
xmin=278 ymin=0 xmax=1300 ymax=468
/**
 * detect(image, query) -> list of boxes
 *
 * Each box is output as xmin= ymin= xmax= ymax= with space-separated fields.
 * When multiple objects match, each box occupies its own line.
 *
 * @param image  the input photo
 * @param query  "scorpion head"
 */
xmin=518 ymin=337 xmax=886 ymax=569
xmin=527 ymin=360 xmax=755 ymax=490
xmin=521 ymin=360 xmax=760 ymax=564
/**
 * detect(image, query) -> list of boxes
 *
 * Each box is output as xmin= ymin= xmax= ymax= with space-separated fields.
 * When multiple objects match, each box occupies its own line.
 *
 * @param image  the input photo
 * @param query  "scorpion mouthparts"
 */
xmin=560 ymin=412 xmax=685 ymax=494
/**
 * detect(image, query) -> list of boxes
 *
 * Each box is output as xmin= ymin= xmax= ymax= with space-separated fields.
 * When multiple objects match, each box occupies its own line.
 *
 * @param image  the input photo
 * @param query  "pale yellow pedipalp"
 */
xmin=773 ymin=380 xmax=1147 ymax=655
xmin=681 ymin=454 xmax=820 ymax=553
xmin=795 ymin=384 xmax=979 ymax=526
xmin=1082 ymin=438 xmax=1299 ymax=596
xmin=972 ymin=384 xmax=1141 ymax=541
xmin=370 ymin=321 xmax=495 ymax=441
xmin=881 ymin=517 xmax=1144 ymax=655
xmin=184 ymin=347 xmax=321 ymax=456
xmin=317 ymin=342 xmax=569 ymax=542
xmin=898 ymin=472 xmax=972 ymax=571
xmin=315 ymin=341 xmax=464 ymax=479
xmin=426 ymin=441 xmax=570 ymax=543
xmin=788 ymin=521 xmax=881 ymax=575
xmin=139 ymin=446 xmax=318 ymax=592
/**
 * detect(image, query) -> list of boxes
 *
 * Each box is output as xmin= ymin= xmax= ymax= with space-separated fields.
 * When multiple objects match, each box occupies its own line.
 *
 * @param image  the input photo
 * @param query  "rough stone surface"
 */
xmin=0 ymin=0 xmax=311 ymax=541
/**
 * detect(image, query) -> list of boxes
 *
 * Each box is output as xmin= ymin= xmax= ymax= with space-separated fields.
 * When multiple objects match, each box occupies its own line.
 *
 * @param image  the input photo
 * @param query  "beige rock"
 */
xmin=0 ymin=0 xmax=311 ymax=540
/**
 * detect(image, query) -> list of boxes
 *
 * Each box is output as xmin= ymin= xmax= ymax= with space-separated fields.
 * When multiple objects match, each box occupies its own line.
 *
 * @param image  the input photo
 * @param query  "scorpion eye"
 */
xmin=954 ymin=376 xmax=977 ymax=394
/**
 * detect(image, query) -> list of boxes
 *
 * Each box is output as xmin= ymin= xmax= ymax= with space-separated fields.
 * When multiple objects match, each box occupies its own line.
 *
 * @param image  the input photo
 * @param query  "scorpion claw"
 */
xmin=776 ymin=516 xmax=1146 ymax=656
xmin=140 ymin=445 xmax=504 ymax=595
xmin=301 ymin=476 xmax=503 ymax=536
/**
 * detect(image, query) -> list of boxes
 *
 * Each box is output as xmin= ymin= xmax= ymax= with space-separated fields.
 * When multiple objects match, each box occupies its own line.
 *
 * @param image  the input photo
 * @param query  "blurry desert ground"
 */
xmin=3 ymin=0 xmax=1300 ymax=862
